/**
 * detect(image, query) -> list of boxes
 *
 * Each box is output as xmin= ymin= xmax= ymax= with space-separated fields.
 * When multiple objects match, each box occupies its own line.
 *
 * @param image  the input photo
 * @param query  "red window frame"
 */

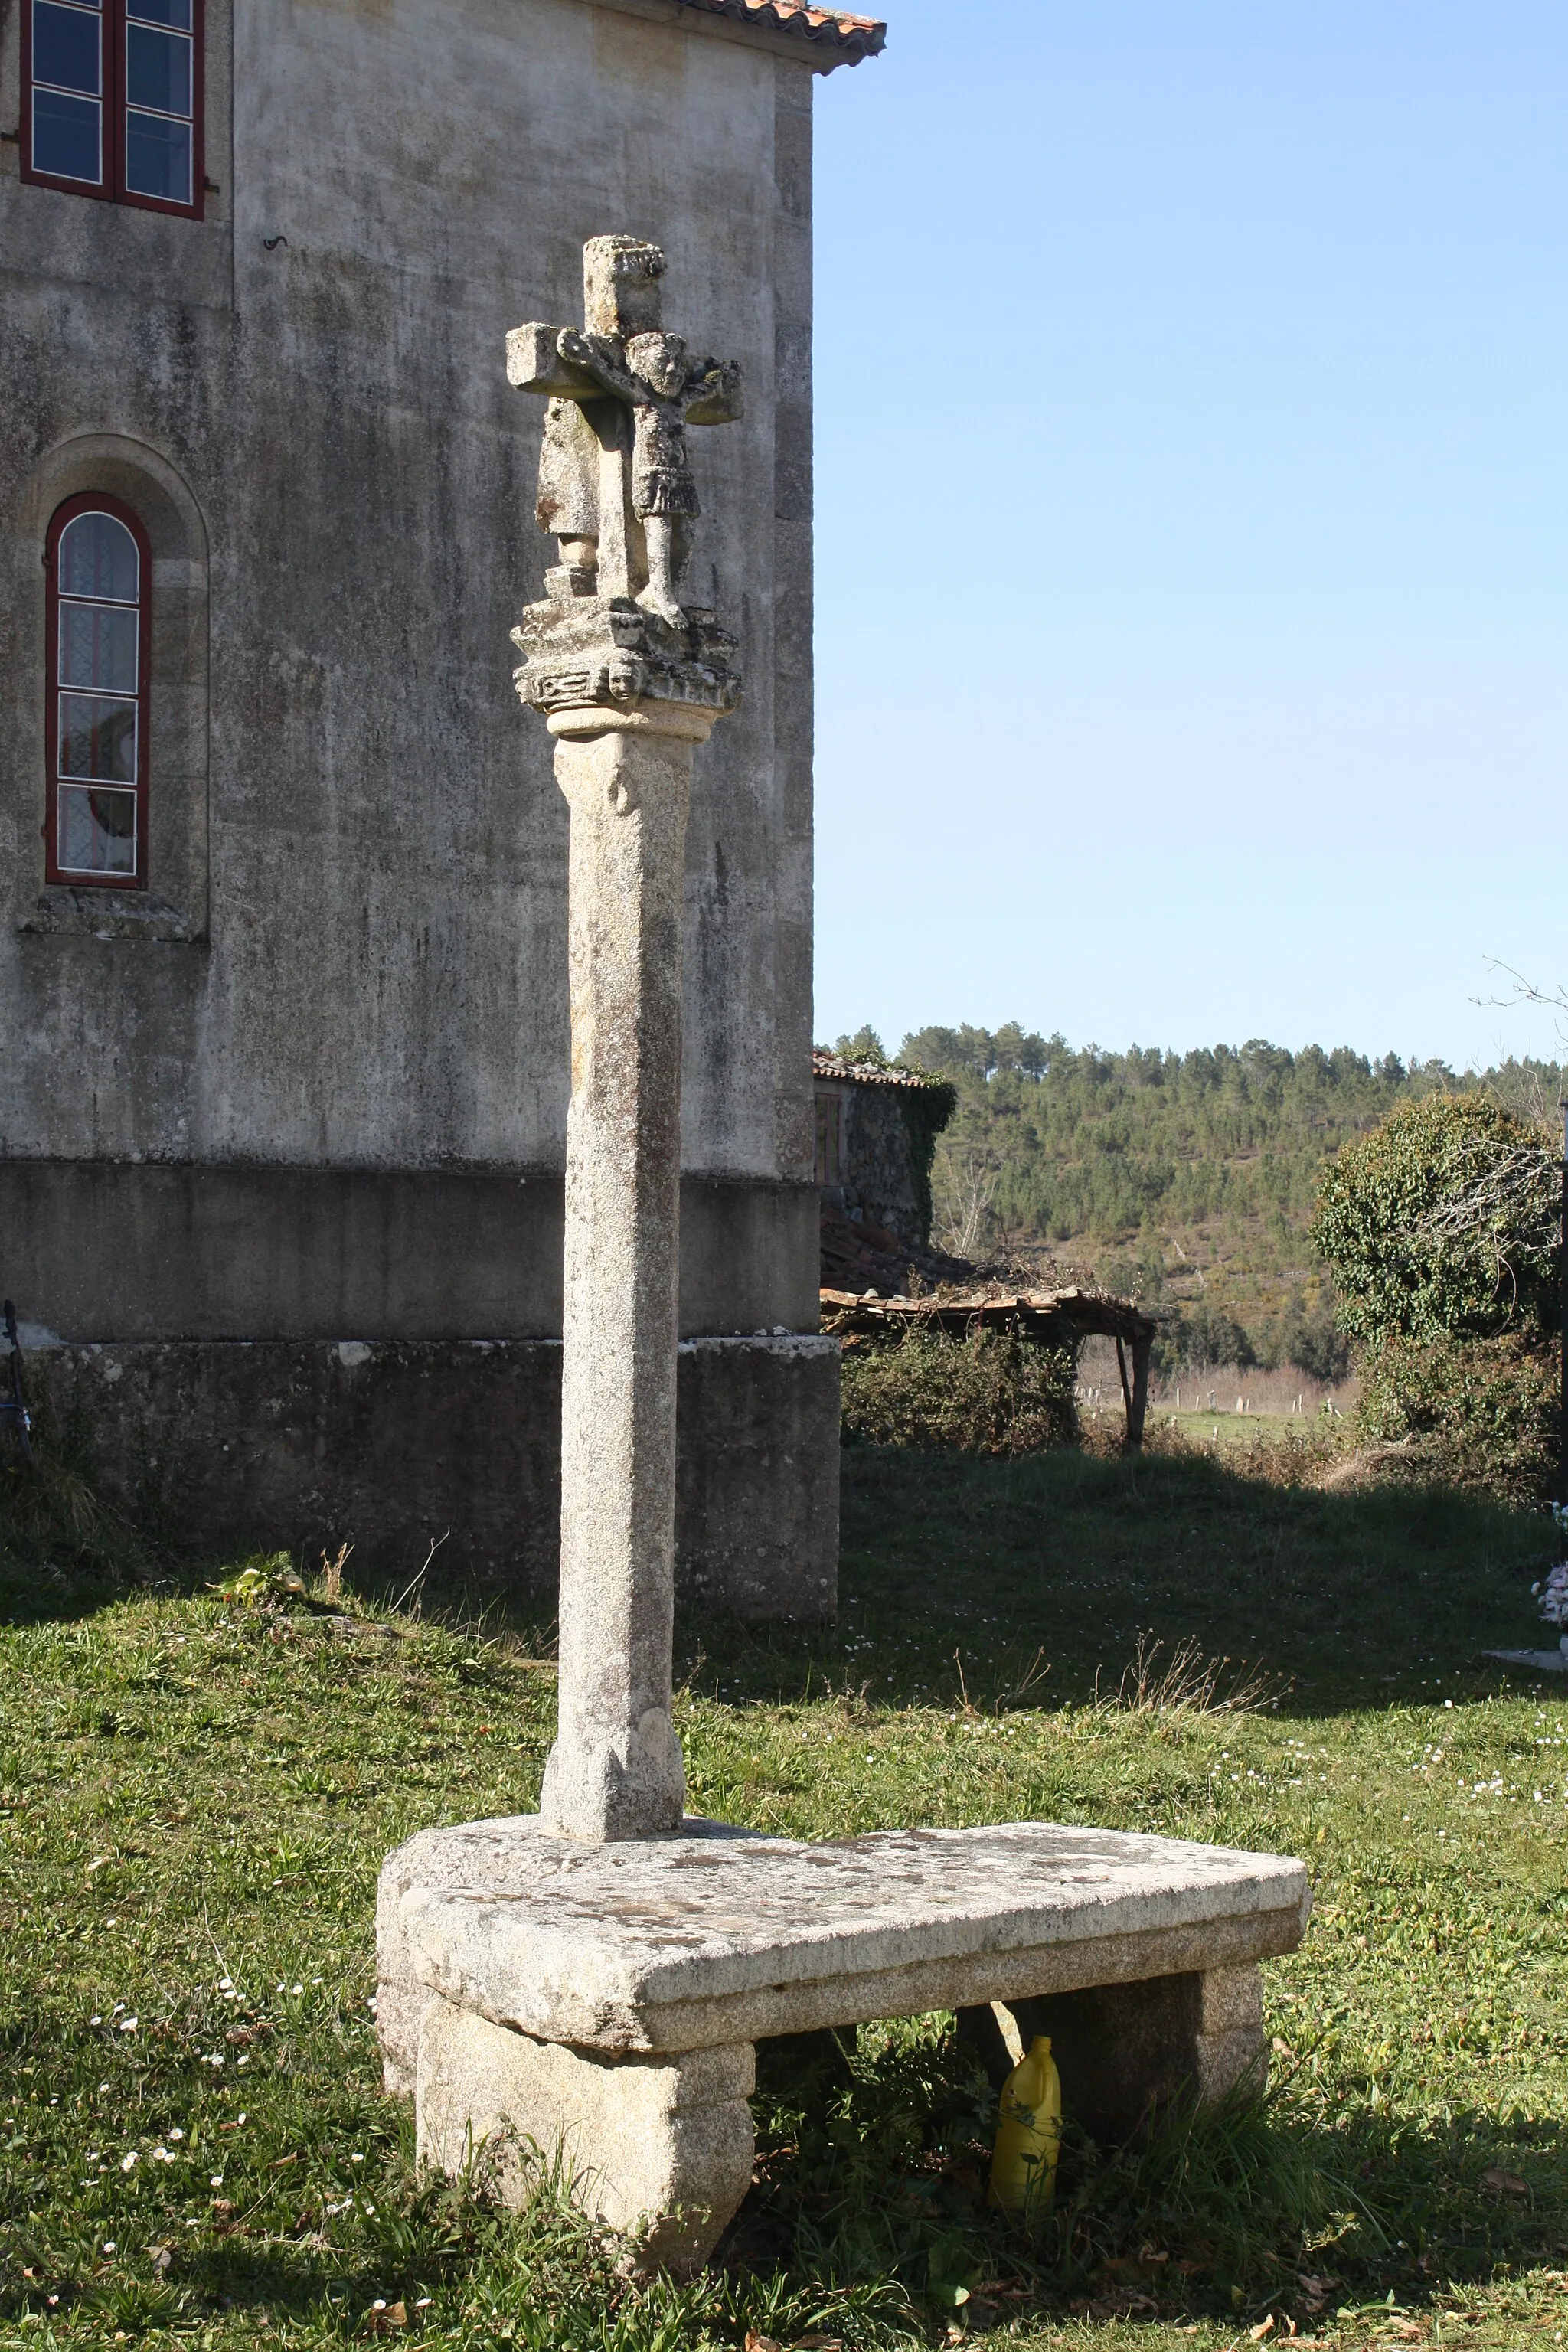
xmin=44 ymin=493 xmax=152 ymax=893
xmin=21 ymin=0 xmax=205 ymax=219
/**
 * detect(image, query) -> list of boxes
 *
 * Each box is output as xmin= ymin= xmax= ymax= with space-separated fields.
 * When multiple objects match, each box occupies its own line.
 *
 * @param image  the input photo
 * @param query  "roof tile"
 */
xmin=672 ymin=0 xmax=886 ymax=61
xmin=813 ymin=1049 xmax=946 ymax=1092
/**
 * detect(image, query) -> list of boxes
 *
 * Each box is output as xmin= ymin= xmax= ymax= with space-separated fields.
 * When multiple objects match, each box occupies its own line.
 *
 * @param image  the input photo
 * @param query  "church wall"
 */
xmin=0 ymin=0 xmax=838 ymax=1612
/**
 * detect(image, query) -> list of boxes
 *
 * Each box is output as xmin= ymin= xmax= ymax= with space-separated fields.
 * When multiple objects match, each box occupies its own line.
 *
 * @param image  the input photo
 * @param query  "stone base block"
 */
xmin=416 ymin=1998 xmax=755 ymax=2276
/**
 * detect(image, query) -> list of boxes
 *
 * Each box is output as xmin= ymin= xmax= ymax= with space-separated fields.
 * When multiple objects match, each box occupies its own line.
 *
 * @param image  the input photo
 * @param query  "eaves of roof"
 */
xmin=583 ymin=0 xmax=885 ymax=72
xmin=812 ymin=1050 xmax=946 ymax=1093
xmin=671 ymin=0 xmax=886 ymax=64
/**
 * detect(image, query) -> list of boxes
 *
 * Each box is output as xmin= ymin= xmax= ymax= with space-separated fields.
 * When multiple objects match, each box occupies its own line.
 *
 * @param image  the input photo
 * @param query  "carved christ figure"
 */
xmin=514 ymin=236 xmax=742 ymax=632
xmin=556 ymin=328 xmax=739 ymax=628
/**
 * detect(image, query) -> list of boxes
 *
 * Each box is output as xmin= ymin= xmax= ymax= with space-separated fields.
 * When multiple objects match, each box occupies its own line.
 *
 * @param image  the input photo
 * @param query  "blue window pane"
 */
xmin=126 ymin=23 xmax=190 ymax=115
xmin=58 ymin=786 xmax=137 ymax=877
xmin=125 ymin=109 xmax=191 ymax=202
xmin=60 ymin=695 xmax=137 ymax=782
xmin=59 ymin=603 xmax=138 ymax=694
xmin=59 ymin=512 xmax=139 ymax=603
xmin=32 ymin=87 xmax=100 ymax=181
xmin=32 ymin=1 xmax=102 ymax=94
xmin=127 ymin=0 xmax=192 ymax=24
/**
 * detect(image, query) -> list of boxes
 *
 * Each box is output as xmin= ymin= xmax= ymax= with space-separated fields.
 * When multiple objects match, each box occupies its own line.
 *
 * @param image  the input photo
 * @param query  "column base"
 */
xmin=416 ymin=1997 xmax=756 ymax=2278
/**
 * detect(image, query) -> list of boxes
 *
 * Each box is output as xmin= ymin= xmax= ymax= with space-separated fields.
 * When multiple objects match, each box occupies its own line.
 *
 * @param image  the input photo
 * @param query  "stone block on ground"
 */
xmin=1013 ymin=1960 xmax=1266 ymax=2139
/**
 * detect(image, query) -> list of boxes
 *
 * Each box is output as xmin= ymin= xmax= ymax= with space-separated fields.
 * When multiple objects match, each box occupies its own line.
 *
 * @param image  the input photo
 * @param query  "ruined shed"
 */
xmin=813 ymin=1050 xmax=956 ymax=1256
xmin=821 ymin=1284 xmax=1160 ymax=1449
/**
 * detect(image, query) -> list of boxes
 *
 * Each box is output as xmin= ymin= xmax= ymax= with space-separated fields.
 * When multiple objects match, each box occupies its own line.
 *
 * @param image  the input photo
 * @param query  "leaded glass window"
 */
xmin=47 ymin=500 xmax=150 ymax=888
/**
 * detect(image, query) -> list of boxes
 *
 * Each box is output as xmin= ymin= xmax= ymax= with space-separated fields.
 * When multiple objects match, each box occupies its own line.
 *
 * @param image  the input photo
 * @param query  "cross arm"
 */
xmin=554 ymin=329 xmax=642 ymax=404
xmin=505 ymin=322 xmax=606 ymax=401
xmin=683 ymin=358 xmax=743 ymax=427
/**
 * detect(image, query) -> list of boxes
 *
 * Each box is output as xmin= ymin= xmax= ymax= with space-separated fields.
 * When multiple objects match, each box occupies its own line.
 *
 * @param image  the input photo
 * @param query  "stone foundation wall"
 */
xmin=26 ymin=1333 xmax=839 ymax=1622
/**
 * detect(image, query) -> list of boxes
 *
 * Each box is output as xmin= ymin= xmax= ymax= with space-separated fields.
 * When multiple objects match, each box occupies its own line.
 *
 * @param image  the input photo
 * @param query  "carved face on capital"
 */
xmin=625 ymin=332 xmax=688 ymax=400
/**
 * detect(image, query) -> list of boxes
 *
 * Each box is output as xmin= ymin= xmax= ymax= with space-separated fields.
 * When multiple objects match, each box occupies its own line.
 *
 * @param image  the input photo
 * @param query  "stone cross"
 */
xmin=508 ymin=235 xmax=742 ymax=624
xmin=507 ymin=236 xmax=742 ymax=1842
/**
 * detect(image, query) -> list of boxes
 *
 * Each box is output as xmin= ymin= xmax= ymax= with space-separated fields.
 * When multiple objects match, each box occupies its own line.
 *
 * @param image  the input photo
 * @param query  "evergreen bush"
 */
xmin=1310 ymin=1094 xmax=1561 ymax=1498
xmin=839 ymin=1328 xmax=1077 ymax=1456
xmin=1354 ymin=1328 xmax=1558 ymax=1505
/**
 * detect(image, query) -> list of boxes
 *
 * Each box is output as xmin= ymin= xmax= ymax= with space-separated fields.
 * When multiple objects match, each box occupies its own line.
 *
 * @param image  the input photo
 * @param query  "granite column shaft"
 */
xmin=537 ymin=701 xmax=716 ymax=1842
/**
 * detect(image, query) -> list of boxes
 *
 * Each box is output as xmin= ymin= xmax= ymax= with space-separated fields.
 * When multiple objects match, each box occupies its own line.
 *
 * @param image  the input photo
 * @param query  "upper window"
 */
xmin=45 ymin=497 xmax=151 ymax=890
xmin=22 ymin=0 xmax=204 ymax=217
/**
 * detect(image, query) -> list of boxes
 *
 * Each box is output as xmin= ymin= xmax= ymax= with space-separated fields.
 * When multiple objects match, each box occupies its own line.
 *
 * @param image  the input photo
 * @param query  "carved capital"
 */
xmin=510 ymin=593 xmax=740 ymax=734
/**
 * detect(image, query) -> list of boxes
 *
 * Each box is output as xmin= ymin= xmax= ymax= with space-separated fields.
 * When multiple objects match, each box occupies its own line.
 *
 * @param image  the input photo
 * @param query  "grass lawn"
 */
xmin=2 ymin=1440 xmax=1568 ymax=2347
xmin=1148 ymin=1413 xmax=1337 ymax=1456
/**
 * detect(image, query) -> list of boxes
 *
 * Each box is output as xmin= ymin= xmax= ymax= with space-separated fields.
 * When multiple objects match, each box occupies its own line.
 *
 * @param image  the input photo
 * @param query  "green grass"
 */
xmin=2 ymin=1442 xmax=1568 ymax=2347
xmin=1145 ymin=1410 xmax=1334 ymax=1455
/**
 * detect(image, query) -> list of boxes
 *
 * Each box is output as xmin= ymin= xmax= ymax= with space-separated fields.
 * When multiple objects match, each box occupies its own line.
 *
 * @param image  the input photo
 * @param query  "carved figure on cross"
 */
xmin=508 ymin=236 xmax=742 ymax=630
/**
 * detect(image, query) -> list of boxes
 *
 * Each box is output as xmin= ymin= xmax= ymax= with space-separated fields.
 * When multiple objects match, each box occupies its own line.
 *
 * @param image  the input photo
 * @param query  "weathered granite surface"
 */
xmin=374 ymin=208 xmax=1315 ymax=2277
xmin=379 ymin=1815 xmax=1309 ymax=2076
xmin=416 ymin=2000 xmax=754 ymax=2274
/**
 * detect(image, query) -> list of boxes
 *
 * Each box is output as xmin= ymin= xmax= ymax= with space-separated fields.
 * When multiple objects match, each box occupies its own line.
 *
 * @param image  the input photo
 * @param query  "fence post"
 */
xmin=1125 ymin=1331 xmax=1152 ymax=1450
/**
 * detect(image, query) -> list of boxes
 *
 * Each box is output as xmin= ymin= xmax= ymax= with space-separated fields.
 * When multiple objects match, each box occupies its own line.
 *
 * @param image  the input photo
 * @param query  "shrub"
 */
xmin=1155 ymin=1303 xmax=1256 ymax=1377
xmin=1311 ymin=1094 xmax=1559 ymax=1345
xmin=839 ymin=1328 xmax=1076 ymax=1456
xmin=1312 ymin=1094 xmax=1561 ymax=1500
xmin=1354 ymin=1329 xmax=1560 ymax=1505
xmin=1266 ymin=1289 xmax=1351 ymax=1383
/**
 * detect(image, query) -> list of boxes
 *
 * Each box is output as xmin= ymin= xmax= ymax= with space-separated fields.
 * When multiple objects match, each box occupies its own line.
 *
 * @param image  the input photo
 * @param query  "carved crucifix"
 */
xmin=507 ymin=236 xmax=742 ymax=629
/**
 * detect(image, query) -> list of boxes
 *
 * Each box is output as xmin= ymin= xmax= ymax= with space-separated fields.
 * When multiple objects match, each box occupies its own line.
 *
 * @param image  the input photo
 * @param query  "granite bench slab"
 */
xmin=379 ymin=1814 xmax=1310 ymax=2079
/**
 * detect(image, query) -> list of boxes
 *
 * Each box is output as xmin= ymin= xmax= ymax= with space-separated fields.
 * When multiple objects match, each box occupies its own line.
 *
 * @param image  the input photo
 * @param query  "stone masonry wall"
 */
xmin=838 ymin=1085 xmax=929 ymax=1253
xmin=27 ymin=1334 xmax=840 ymax=1620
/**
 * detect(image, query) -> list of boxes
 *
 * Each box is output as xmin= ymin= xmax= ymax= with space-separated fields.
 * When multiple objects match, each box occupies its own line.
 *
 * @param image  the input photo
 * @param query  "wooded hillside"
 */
xmin=834 ymin=1024 xmax=1561 ymax=1377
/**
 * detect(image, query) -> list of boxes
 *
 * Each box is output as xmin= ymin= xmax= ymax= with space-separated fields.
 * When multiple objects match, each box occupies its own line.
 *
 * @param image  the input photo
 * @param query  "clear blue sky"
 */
xmin=810 ymin=0 xmax=1567 ymax=1070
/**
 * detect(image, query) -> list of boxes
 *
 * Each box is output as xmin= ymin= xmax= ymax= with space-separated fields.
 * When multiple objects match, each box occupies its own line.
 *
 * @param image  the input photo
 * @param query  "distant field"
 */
xmin=1077 ymin=1338 xmax=1356 ymax=1452
xmin=1151 ymin=1409 xmax=1323 ymax=1453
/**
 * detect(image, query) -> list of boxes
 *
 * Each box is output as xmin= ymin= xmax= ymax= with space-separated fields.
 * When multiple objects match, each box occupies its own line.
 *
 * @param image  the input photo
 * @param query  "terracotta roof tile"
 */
xmin=672 ymin=0 xmax=886 ymax=62
xmin=813 ymin=1049 xmax=946 ymax=1092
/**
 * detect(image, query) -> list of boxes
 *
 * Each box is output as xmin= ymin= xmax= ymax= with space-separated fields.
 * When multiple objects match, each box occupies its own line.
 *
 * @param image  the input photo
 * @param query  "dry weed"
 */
xmin=1096 ymin=1632 xmax=1278 ymax=1720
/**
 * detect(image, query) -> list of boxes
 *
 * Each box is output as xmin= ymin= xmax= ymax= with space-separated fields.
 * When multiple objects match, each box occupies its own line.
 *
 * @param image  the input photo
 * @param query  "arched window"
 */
xmin=45 ymin=495 xmax=151 ymax=889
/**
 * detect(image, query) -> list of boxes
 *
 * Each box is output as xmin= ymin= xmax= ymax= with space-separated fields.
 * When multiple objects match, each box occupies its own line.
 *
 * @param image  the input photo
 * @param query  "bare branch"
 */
xmin=1475 ymin=957 xmax=1568 ymax=1033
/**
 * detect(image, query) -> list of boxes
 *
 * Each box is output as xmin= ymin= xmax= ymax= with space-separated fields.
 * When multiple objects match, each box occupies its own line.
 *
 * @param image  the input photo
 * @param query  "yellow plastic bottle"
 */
xmin=988 ymin=2034 xmax=1063 ymax=2217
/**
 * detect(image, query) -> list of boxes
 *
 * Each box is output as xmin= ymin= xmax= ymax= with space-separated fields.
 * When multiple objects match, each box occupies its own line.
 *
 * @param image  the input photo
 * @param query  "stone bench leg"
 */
xmin=1008 ymin=1963 xmax=1266 ymax=2141
xmin=415 ymin=1996 xmax=755 ymax=2277
xmin=958 ymin=1965 xmax=1269 ymax=2117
